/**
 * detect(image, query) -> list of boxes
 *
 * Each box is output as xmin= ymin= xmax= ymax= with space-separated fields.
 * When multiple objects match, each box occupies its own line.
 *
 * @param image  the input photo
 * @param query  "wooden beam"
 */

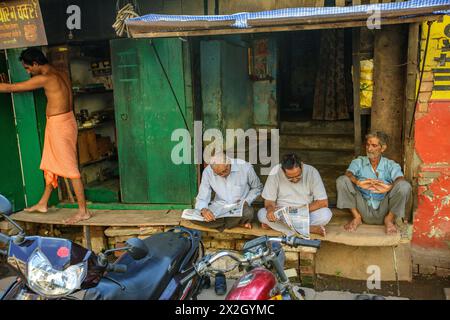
xmin=403 ymin=22 xmax=420 ymax=222
xmin=352 ymin=27 xmax=362 ymax=157
xmin=130 ymin=15 xmax=441 ymax=39
xmin=372 ymin=24 xmax=408 ymax=164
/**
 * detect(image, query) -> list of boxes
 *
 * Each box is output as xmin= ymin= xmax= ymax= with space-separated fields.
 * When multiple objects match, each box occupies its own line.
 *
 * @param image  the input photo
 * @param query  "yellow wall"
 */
xmin=421 ymin=16 xmax=450 ymax=101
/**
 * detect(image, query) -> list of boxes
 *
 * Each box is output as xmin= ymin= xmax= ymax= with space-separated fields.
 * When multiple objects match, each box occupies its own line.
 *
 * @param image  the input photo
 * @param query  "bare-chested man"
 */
xmin=0 ymin=48 xmax=91 ymax=224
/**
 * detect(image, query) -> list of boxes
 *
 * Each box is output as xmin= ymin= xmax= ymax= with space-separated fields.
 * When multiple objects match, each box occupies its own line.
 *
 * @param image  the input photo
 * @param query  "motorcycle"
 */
xmin=0 ymin=210 xmax=204 ymax=300
xmin=181 ymin=235 xmax=321 ymax=300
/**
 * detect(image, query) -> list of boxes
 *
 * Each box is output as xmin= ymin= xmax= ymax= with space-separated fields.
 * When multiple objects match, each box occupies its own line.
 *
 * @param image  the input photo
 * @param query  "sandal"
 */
xmin=215 ymin=272 xmax=227 ymax=296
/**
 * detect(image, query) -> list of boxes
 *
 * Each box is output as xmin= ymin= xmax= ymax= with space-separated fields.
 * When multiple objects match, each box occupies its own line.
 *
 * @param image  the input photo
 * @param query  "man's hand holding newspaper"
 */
xmin=273 ymin=205 xmax=310 ymax=239
xmin=182 ymin=200 xmax=245 ymax=222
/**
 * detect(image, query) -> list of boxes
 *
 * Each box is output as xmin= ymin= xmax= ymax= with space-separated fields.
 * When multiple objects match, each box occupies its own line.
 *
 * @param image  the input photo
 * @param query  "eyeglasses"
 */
xmin=286 ymin=173 xmax=302 ymax=182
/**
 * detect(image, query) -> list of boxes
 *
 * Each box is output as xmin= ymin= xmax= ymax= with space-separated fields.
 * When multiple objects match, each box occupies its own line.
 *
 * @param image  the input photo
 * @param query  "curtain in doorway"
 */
xmin=313 ymin=29 xmax=350 ymax=121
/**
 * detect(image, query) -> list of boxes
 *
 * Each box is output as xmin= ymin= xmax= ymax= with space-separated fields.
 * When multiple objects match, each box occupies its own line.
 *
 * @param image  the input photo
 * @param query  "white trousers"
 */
xmin=257 ymin=207 xmax=333 ymax=236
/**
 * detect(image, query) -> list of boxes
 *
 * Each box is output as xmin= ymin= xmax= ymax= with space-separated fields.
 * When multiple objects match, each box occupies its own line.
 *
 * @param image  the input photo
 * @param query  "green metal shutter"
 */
xmin=111 ymin=38 xmax=197 ymax=204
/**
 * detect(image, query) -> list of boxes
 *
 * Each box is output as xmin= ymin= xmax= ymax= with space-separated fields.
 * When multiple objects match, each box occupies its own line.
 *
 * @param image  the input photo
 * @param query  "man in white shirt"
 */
xmin=192 ymin=153 xmax=263 ymax=231
xmin=258 ymin=153 xmax=332 ymax=236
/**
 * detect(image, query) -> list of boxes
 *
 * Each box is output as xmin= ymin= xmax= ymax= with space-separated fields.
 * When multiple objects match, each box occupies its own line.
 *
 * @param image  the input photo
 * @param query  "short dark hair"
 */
xmin=281 ymin=153 xmax=302 ymax=171
xmin=19 ymin=48 xmax=48 ymax=66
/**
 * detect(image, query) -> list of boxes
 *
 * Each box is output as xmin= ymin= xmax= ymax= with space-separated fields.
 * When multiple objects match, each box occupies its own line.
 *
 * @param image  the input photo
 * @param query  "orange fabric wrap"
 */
xmin=40 ymin=111 xmax=81 ymax=188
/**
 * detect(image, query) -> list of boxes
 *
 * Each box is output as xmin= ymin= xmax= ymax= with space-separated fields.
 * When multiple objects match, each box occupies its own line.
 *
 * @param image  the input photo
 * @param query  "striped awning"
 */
xmin=126 ymin=0 xmax=450 ymax=38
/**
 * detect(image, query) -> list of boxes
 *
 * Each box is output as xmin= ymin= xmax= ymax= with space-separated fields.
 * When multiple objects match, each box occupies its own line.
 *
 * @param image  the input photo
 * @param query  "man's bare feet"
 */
xmin=63 ymin=210 xmax=92 ymax=224
xmin=310 ymin=225 xmax=326 ymax=237
xmin=385 ymin=221 xmax=398 ymax=235
xmin=24 ymin=203 xmax=48 ymax=213
xmin=261 ymin=223 xmax=270 ymax=230
xmin=344 ymin=217 xmax=362 ymax=232
xmin=240 ymin=223 xmax=252 ymax=229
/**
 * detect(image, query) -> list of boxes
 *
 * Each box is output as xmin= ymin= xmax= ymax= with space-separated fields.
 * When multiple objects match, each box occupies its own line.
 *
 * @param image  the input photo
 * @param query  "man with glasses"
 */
xmin=192 ymin=152 xmax=263 ymax=231
xmin=336 ymin=131 xmax=411 ymax=235
xmin=258 ymin=153 xmax=332 ymax=236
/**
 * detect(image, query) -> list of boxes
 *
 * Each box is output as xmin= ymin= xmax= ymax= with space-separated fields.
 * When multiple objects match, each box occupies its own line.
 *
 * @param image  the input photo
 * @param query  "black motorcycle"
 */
xmin=0 ymin=210 xmax=204 ymax=300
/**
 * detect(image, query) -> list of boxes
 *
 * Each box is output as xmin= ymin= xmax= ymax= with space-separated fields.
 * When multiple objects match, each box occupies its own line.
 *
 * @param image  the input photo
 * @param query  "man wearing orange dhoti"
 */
xmin=0 ymin=48 xmax=91 ymax=224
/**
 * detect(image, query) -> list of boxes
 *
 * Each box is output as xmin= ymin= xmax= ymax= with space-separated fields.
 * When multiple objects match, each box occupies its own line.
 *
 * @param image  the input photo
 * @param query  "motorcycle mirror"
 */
xmin=125 ymin=238 xmax=148 ymax=260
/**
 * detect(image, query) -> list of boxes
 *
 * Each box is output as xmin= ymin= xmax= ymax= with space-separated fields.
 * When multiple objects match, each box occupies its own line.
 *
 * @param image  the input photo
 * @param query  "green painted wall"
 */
xmin=253 ymin=38 xmax=278 ymax=127
xmin=200 ymin=36 xmax=254 ymax=133
xmin=0 ymin=51 xmax=25 ymax=212
xmin=111 ymin=38 xmax=197 ymax=205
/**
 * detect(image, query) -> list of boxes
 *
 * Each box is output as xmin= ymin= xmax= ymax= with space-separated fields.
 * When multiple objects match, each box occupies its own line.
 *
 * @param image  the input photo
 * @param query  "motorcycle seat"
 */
xmin=84 ymin=231 xmax=192 ymax=300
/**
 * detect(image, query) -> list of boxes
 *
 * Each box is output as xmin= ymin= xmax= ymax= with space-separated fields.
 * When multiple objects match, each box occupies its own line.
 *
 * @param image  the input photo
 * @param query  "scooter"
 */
xmin=0 ymin=210 xmax=204 ymax=300
xmin=181 ymin=235 xmax=321 ymax=300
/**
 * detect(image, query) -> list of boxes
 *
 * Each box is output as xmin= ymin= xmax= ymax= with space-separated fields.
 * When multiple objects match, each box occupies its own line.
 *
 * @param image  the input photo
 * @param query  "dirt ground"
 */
xmin=2 ymin=260 xmax=448 ymax=300
xmin=315 ymin=274 xmax=450 ymax=300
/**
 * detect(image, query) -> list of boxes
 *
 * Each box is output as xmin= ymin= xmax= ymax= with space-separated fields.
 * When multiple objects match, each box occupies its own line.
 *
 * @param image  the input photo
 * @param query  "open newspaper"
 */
xmin=182 ymin=200 xmax=245 ymax=222
xmin=273 ymin=205 xmax=310 ymax=239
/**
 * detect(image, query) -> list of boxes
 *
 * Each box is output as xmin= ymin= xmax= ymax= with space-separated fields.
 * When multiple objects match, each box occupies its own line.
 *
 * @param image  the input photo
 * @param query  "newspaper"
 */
xmin=182 ymin=200 xmax=245 ymax=222
xmin=273 ymin=205 xmax=310 ymax=239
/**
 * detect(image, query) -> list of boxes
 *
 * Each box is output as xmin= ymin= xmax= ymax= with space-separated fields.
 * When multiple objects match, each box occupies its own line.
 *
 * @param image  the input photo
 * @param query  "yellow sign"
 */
xmin=0 ymin=0 xmax=47 ymax=50
xmin=421 ymin=16 xmax=450 ymax=101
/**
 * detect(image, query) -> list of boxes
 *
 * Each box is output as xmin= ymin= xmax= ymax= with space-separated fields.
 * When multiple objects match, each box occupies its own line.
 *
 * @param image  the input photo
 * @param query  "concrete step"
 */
xmin=280 ymin=134 xmax=354 ymax=151
xmin=281 ymin=120 xmax=354 ymax=135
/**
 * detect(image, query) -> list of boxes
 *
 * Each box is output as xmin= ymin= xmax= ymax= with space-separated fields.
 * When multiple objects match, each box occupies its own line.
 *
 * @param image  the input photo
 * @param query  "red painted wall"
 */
xmin=412 ymin=102 xmax=450 ymax=250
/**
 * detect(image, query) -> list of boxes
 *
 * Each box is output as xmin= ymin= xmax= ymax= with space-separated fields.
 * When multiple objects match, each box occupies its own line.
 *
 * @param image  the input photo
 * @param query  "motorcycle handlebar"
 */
xmin=291 ymin=237 xmax=321 ymax=249
xmin=107 ymin=263 xmax=127 ymax=273
xmin=180 ymin=268 xmax=197 ymax=287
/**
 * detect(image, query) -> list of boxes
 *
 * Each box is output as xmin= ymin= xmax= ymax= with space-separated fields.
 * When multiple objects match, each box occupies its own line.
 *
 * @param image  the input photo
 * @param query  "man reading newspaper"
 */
xmin=183 ymin=152 xmax=263 ymax=231
xmin=258 ymin=153 xmax=332 ymax=237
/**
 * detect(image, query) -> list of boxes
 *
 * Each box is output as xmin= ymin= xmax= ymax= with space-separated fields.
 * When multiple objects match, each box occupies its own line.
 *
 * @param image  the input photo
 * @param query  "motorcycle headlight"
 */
xmin=27 ymin=250 xmax=86 ymax=298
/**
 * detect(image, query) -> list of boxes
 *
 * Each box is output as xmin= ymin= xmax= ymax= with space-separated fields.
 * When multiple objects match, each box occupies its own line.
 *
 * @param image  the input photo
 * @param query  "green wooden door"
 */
xmin=0 ymin=51 xmax=26 ymax=212
xmin=111 ymin=38 xmax=197 ymax=204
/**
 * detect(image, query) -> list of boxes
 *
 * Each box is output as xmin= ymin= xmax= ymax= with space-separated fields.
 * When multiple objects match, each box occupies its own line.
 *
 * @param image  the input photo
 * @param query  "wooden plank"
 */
xmin=335 ymin=0 xmax=346 ymax=6
xmin=372 ymin=24 xmax=407 ymax=164
xmin=352 ymin=0 xmax=361 ymax=5
xmin=403 ymin=22 xmax=420 ymax=223
xmin=11 ymin=209 xmax=182 ymax=226
xmin=57 ymin=202 xmax=189 ymax=210
xmin=352 ymin=28 xmax=362 ymax=157
xmin=130 ymin=15 xmax=442 ymax=39
xmin=181 ymin=208 xmax=401 ymax=246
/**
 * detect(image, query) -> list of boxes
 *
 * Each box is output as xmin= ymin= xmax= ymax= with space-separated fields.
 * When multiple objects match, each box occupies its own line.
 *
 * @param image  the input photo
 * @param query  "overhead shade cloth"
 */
xmin=125 ymin=0 xmax=450 ymax=37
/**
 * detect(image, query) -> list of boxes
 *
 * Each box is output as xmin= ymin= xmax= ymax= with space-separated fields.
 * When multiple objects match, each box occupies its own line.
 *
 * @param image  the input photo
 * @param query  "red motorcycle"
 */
xmin=181 ymin=235 xmax=321 ymax=300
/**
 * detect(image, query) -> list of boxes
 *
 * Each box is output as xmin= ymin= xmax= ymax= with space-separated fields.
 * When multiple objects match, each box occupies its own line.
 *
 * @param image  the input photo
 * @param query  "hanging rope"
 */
xmin=113 ymin=1 xmax=140 ymax=37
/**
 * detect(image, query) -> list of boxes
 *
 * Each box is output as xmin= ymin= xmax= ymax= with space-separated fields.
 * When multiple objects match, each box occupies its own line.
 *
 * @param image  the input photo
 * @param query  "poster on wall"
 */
xmin=0 ymin=0 xmax=47 ymax=50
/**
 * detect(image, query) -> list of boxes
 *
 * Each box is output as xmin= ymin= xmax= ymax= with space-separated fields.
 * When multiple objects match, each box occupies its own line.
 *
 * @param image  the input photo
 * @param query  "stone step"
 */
xmin=279 ymin=148 xmax=355 ymax=166
xmin=280 ymin=134 xmax=354 ymax=151
xmin=280 ymin=120 xmax=354 ymax=135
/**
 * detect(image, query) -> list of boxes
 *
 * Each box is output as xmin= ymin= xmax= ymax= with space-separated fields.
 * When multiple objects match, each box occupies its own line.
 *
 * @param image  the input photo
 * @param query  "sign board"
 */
xmin=0 ymin=0 xmax=47 ymax=50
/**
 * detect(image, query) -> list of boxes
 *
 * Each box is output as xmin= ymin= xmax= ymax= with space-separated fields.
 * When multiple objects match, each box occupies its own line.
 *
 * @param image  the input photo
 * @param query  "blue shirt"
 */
xmin=347 ymin=156 xmax=404 ymax=209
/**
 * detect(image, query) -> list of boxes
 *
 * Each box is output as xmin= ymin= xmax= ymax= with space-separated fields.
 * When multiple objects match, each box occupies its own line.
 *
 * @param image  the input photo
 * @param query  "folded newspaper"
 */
xmin=182 ymin=200 xmax=245 ymax=222
xmin=273 ymin=205 xmax=310 ymax=239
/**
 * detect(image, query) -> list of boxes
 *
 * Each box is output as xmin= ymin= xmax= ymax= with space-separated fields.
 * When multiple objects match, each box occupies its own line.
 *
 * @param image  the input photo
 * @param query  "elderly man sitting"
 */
xmin=192 ymin=153 xmax=263 ymax=231
xmin=336 ymin=131 xmax=412 ymax=235
xmin=258 ymin=153 xmax=332 ymax=237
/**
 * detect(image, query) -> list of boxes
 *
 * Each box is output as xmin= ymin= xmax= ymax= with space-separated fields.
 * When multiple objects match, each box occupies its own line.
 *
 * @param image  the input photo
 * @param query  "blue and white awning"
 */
xmin=126 ymin=0 xmax=450 ymax=37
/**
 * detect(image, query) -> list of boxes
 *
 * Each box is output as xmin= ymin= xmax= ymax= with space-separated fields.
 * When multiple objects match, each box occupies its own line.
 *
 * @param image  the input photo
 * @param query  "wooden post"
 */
xmin=371 ymin=25 xmax=407 ymax=164
xmin=403 ymin=23 xmax=420 ymax=222
xmin=352 ymin=28 xmax=362 ymax=157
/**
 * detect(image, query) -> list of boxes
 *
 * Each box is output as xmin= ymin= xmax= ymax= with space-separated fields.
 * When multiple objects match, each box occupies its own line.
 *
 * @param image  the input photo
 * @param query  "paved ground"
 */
xmin=196 ymin=277 xmax=409 ymax=300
